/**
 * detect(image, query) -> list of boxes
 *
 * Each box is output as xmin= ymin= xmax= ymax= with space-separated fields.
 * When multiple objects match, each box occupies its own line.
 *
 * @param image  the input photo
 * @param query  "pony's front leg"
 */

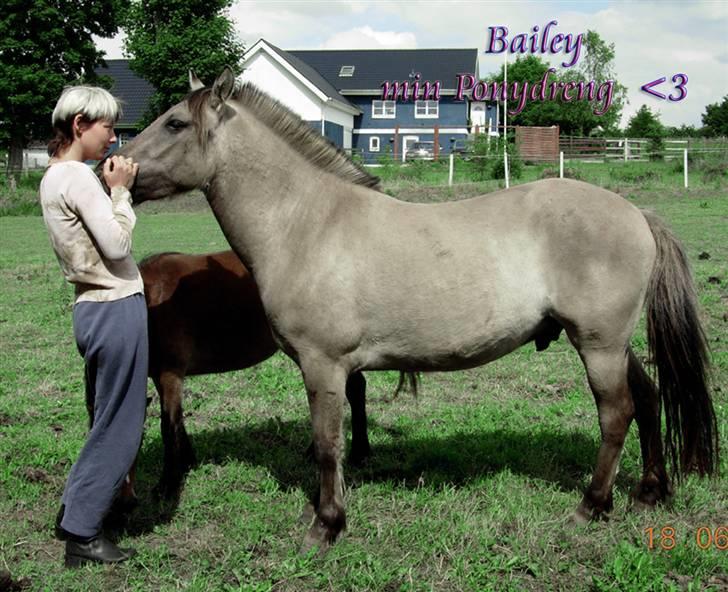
xmin=301 ymin=361 xmax=348 ymax=553
xmin=154 ymin=369 xmax=195 ymax=498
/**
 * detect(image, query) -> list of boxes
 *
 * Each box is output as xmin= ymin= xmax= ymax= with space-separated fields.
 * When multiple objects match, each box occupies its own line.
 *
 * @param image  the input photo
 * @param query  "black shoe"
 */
xmin=64 ymin=535 xmax=136 ymax=568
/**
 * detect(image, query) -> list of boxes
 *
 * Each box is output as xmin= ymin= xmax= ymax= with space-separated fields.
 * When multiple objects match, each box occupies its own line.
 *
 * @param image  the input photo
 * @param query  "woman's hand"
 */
xmin=103 ymin=155 xmax=139 ymax=190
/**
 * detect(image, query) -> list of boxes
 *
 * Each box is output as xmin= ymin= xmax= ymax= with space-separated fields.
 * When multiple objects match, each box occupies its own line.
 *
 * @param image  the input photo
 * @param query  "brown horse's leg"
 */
xmin=84 ymin=369 xmax=95 ymax=429
xmin=346 ymin=372 xmax=371 ymax=466
xmin=627 ymin=349 xmax=672 ymax=509
xmin=154 ymin=369 xmax=195 ymax=498
xmin=574 ymin=348 xmax=635 ymax=523
xmin=301 ymin=361 xmax=347 ymax=553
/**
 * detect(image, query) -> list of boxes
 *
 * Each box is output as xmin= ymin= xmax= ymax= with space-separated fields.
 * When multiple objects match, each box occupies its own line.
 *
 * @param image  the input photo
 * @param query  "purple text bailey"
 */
xmin=485 ymin=20 xmax=584 ymax=68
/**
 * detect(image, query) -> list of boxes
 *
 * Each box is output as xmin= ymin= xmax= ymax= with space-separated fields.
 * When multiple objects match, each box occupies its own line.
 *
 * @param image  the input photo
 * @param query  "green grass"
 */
xmin=0 ymin=184 xmax=726 ymax=591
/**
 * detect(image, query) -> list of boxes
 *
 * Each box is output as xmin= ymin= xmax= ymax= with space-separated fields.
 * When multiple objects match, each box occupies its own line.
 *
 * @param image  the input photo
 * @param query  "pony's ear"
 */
xmin=189 ymin=70 xmax=204 ymax=91
xmin=211 ymin=67 xmax=235 ymax=110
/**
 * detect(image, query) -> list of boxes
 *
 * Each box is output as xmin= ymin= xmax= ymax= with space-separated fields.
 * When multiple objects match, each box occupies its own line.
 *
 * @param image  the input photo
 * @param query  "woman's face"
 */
xmin=78 ymin=119 xmax=117 ymax=161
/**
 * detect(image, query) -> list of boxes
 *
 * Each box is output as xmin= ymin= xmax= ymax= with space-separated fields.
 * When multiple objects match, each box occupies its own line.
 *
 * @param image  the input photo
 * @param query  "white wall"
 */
xmin=323 ymin=102 xmax=354 ymax=150
xmin=241 ymin=52 xmax=323 ymax=121
xmin=23 ymin=149 xmax=49 ymax=170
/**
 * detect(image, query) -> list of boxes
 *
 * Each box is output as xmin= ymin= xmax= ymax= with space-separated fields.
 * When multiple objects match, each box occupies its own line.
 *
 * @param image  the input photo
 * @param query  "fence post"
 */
xmin=623 ymin=138 xmax=627 ymax=162
xmin=559 ymin=151 xmax=564 ymax=179
xmin=448 ymin=153 xmax=454 ymax=187
xmin=684 ymin=148 xmax=688 ymax=189
xmin=504 ymin=150 xmax=509 ymax=189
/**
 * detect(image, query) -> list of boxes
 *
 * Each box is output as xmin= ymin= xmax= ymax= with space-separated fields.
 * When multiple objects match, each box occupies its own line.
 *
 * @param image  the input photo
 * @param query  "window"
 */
xmin=339 ymin=65 xmax=355 ymax=77
xmin=369 ymin=137 xmax=380 ymax=152
xmin=372 ymin=100 xmax=396 ymax=119
xmin=117 ymin=133 xmax=132 ymax=146
xmin=415 ymin=100 xmax=439 ymax=119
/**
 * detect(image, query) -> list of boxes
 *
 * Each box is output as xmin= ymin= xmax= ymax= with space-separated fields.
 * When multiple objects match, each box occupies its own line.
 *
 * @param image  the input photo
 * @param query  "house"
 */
xmin=96 ymin=45 xmax=499 ymax=163
xmin=241 ymin=39 xmax=498 ymax=162
xmin=96 ymin=59 xmax=155 ymax=148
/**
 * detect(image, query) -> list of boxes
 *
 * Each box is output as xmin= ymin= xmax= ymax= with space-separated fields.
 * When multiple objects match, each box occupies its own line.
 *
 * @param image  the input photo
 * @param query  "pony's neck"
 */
xmin=205 ymin=114 xmax=340 ymax=278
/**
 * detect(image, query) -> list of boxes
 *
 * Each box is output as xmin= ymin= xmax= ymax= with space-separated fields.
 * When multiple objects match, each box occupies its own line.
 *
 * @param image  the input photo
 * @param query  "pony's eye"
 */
xmin=166 ymin=119 xmax=188 ymax=131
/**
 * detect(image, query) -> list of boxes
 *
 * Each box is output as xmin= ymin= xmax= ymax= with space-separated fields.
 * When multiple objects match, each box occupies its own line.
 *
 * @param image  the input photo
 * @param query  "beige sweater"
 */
xmin=40 ymin=161 xmax=144 ymax=303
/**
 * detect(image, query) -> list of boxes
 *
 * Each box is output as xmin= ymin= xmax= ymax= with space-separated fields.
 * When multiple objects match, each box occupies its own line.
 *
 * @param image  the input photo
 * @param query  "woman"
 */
xmin=40 ymin=85 xmax=146 ymax=567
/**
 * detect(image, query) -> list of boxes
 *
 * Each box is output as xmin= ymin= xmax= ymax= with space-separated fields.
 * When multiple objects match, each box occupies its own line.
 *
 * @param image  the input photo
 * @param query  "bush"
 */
xmin=699 ymin=159 xmax=728 ymax=184
xmin=540 ymin=167 xmax=583 ymax=180
xmin=0 ymin=172 xmax=44 ymax=216
xmin=490 ymin=146 xmax=523 ymax=180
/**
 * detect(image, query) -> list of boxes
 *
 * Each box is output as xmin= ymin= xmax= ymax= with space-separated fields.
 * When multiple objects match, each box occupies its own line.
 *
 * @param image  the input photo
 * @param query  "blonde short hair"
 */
xmin=48 ymin=86 xmax=122 ymax=156
xmin=52 ymin=85 xmax=121 ymax=127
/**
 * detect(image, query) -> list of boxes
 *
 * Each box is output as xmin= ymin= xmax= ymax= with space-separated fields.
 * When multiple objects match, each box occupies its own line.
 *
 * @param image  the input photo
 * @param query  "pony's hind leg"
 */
xmin=346 ymin=372 xmax=371 ymax=465
xmin=301 ymin=359 xmax=348 ymax=553
xmin=627 ymin=349 xmax=672 ymax=509
xmin=574 ymin=347 xmax=635 ymax=523
xmin=154 ymin=369 xmax=195 ymax=498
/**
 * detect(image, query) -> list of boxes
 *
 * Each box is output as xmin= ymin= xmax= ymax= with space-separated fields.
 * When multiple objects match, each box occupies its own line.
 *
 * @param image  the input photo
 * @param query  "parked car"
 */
xmin=405 ymin=141 xmax=440 ymax=160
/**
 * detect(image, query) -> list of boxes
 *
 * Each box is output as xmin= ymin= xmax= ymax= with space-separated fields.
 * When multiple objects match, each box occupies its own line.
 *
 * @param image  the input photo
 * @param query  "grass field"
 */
xmin=0 ymin=175 xmax=726 ymax=591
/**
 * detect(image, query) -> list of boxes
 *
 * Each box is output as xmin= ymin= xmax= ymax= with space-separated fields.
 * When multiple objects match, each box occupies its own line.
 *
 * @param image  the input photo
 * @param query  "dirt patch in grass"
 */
xmin=19 ymin=467 xmax=52 ymax=484
xmin=0 ymin=570 xmax=31 ymax=591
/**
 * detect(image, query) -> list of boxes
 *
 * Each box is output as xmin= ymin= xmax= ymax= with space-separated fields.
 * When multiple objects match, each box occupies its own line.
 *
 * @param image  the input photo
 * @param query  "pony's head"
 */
xmin=121 ymin=68 xmax=236 ymax=202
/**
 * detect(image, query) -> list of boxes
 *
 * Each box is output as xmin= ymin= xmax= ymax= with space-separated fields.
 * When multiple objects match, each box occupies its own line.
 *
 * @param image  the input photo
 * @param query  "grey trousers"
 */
xmin=60 ymin=293 xmax=148 ymax=538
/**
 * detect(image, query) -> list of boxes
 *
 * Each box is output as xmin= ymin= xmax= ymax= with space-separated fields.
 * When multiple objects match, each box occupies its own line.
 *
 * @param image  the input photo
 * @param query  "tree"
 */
xmin=573 ymin=30 xmax=626 ymax=134
xmin=625 ymin=105 xmax=664 ymax=138
xmin=0 ymin=1 xmax=121 ymax=172
xmin=626 ymin=105 xmax=665 ymax=159
xmin=701 ymin=95 xmax=728 ymax=137
xmin=488 ymin=31 xmax=626 ymax=136
xmin=122 ymin=0 xmax=243 ymax=127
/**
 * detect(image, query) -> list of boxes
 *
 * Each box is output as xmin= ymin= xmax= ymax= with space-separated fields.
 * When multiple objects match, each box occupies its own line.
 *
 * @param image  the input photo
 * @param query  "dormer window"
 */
xmin=339 ymin=65 xmax=355 ymax=77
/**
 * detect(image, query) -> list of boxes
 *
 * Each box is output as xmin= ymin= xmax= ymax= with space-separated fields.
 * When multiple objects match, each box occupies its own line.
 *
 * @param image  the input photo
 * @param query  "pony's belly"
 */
xmin=360 ymin=316 xmax=541 ymax=372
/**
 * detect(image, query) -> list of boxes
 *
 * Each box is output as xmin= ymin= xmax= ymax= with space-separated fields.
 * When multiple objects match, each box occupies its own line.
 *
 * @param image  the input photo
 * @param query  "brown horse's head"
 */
xmin=120 ymin=68 xmax=236 ymax=203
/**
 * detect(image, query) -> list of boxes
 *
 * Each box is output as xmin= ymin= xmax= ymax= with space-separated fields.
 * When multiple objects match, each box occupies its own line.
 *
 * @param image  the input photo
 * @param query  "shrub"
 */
xmin=490 ymin=145 xmax=523 ymax=180
xmin=539 ymin=167 xmax=583 ymax=180
xmin=699 ymin=160 xmax=728 ymax=184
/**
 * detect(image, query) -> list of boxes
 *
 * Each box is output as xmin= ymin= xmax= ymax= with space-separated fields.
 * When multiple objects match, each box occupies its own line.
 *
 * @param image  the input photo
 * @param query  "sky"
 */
xmin=94 ymin=0 xmax=728 ymax=129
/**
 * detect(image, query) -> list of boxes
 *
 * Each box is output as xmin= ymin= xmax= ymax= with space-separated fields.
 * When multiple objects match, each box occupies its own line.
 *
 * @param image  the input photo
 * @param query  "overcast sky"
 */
xmin=95 ymin=0 xmax=728 ymax=128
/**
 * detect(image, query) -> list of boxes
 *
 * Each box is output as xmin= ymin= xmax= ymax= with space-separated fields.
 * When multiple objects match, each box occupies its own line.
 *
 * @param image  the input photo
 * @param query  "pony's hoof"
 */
xmin=630 ymin=478 xmax=672 ymax=512
xmin=153 ymin=478 xmax=181 ymax=500
xmin=300 ymin=519 xmax=333 ymax=557
xmin=348 ymin=444 xmax=372 ymax=467
xmin=298 ymin=502 xmax=315 ymax=524
xmin=571 ymin=496 xmax=611 ymax=524
xmin=570 ymin=506 xmax=591 ymax=526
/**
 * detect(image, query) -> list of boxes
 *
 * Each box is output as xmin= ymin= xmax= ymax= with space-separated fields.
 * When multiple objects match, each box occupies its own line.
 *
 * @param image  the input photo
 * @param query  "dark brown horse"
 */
xmin=111 ymin=250 xmax=403 ymax=500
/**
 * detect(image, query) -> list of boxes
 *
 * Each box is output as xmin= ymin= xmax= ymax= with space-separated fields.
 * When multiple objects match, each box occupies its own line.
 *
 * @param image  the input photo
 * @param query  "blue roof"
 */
xmin=289 ymin=48 xmax=478 ymax=93
xmin=96 ymin=60 xmax=155 ymax=128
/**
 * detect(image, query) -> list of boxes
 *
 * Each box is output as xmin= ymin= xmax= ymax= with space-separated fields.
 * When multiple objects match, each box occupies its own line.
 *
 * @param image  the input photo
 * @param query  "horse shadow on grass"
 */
xmin=114 ymin=415 xmax=626 ymax=537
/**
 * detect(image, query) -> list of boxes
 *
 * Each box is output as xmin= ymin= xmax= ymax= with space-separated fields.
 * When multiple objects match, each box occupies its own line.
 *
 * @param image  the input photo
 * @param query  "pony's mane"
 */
xmin=189 ymin=83 xmax=381 ymax=190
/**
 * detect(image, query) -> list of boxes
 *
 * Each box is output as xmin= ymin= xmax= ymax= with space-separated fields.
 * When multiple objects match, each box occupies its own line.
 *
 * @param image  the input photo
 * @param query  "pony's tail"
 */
xmin=642 ymin=210 xmax=718 ymax=478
